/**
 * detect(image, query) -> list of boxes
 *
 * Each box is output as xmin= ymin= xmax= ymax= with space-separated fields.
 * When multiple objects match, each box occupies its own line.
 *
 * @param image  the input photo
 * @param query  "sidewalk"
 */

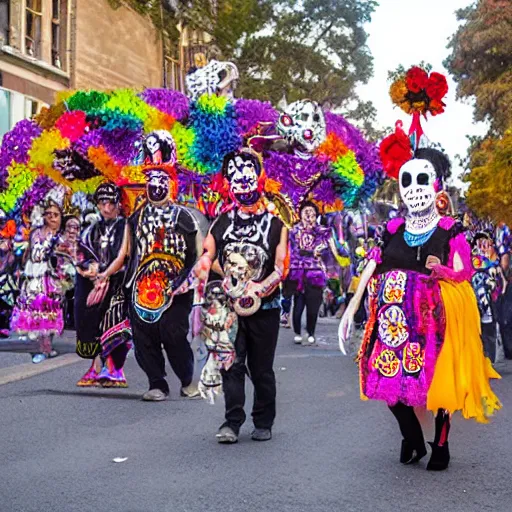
xmin=0 ymin=330 xmax=80 ymax=383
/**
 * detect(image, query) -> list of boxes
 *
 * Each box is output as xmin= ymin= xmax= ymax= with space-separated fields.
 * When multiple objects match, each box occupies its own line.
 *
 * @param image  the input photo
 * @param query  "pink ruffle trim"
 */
xmin=367 ymin=246 xmax=382 ymax=265
xmin=387 ymin=217 xmax=405 ymax=235
xmin=432 ymin=233 xmax=473 ymax=283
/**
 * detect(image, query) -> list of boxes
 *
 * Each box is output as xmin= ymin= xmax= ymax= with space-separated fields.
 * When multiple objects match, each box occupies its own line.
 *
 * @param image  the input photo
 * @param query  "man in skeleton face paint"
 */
xmin=74 ymin=182 xmax=133 ymax=388
xmin=127 ymin=131 xmax=202 ymax=401
xmin=198 ymin=149 xmax=289 ymax=443
xmin=338 ymin=147 xmax=501 ymax=471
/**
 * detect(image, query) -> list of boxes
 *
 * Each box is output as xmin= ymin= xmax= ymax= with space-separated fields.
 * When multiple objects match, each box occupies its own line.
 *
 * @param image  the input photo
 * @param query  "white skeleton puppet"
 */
xmin=277 ymin=99 xmax=327 ymax=159
xmin=199 ymin=281 xmax=238 ymax=403
xmin=185 ymin=59 xmax=240 ymax=101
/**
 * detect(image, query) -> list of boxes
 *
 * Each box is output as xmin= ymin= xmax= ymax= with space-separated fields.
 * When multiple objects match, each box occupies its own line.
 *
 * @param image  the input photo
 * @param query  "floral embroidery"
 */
xmin=383 ymin=270 xmax=407 ymax=304
xmin=402 ymin=342 xmax=424 ymax=374
xmin=378 ymin=305 xmax=409 ymax=348
xmin=374 ymin=350 xmax=400 ymax=378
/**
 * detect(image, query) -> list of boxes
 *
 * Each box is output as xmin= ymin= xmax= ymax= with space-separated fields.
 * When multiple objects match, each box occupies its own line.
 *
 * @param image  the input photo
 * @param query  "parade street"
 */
xmin=0 ymin=319 xmax=509 ymax=512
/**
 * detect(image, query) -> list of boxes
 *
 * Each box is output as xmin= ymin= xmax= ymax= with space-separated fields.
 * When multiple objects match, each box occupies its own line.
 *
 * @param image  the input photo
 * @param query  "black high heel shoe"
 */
xmin=400 ymin=439 xmax=427 ymax=464
xmin=427 ymin=442 xmax=450 ymax=471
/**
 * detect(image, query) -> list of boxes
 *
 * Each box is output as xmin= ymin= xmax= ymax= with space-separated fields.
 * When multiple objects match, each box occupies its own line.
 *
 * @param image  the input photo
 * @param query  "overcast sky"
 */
xmin=357 ymin=0 xmax=487 ymax=183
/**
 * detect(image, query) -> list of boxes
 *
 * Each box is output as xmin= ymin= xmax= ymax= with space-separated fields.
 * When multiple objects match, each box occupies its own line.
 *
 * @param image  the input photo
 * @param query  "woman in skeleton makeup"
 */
xmin=287 ymin=201 xmax=331 ymax=345
xmin=199 ymin=149 xmax=288 ymax=444
xmin=339 ymin=148 xmax=500 ymax=471
xmin=74 ymin=183 xmax=133 ymax=387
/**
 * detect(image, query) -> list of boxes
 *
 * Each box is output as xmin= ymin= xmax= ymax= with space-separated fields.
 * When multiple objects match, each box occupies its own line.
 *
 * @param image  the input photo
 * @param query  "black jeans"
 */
xmin=481 ymin=322 xmax=497 ymax=363
xmin=389 ymin=402 xmax=451 ymax=447
xmin=292 ymin=283 xmax=323 ymax=336
xmin=130 ymin=292 xmax=194 ymax=394
xmin=221 ymin=307 xmax=280 ymax=433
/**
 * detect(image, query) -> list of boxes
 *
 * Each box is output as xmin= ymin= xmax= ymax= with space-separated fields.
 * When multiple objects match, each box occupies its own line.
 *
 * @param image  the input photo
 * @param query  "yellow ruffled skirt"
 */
xmin=427 ymin=280 xmax=502 ymax=423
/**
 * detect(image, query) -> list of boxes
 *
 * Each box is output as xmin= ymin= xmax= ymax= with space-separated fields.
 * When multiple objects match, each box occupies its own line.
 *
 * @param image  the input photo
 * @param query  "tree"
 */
xmin=108 ymin=0 xmax=377 ymax=110
xmin=445 ymin=0 xmax=512 ymax=137
xmin=445 ymin=0 xmax=512 ymax=222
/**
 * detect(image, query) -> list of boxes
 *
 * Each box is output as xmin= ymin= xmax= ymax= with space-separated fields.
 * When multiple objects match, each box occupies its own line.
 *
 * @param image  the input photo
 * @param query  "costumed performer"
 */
xmin=127 ymin=131 xmax=202 ymax=401
xmin=199 ymin=149 xmax=288 ymax=443
xmin=74 ymin=183 xmax=133 ymax=388
xmin=0 ymin=215 xmax=19 ymax=338
xmin=288 ymin=201 xmax=331 ymax=345
xmin=338 ymin=148 xmax=501 ymax=471
xmin=11 ymin=199 xmax=65 ymax=363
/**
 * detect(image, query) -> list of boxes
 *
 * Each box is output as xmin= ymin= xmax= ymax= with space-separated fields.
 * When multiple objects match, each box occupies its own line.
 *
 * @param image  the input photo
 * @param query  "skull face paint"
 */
xmin=225 ymin=153 xmax=261 ymax=206
xmin=300 ymin=205 xmax=318 ymax=229
xmin=277 ymin=100 xmax=326 ymax=159
xmin=399 ymin=159 xmax=440 ymax=215
xmin=185 ymin=59 xmax=239 ymax=100
xmin=146 ymin=170 xmax=170 ymax=205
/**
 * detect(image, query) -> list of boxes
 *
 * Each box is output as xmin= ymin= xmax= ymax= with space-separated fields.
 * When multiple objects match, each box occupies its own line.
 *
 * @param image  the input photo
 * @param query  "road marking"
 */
xmin=0 ymin=353 xmax=82 ymax=386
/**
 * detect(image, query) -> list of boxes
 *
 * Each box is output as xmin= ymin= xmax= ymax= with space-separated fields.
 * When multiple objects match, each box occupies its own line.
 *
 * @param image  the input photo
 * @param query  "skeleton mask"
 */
xmin=146 ymin=170 xmax=170 ymax=205
xmin=222 ymin=244 xmax=264 ymax=298
xmin=277 ymin=100 xmax=326 ymax=159
xmin=144 ymin=131 xmax=177 ymax=166
xmin=399 ymin=159 xmax=440 ymax=215
xmin=185 ymin=60 xmax=239 ymax=100
xmin=203 ymin=281 xmax=230 ymax=331
xmin=300 ymin=205 xmax=318 ymax=229
xmin=225 ymin=154 xmax=261 ymax=206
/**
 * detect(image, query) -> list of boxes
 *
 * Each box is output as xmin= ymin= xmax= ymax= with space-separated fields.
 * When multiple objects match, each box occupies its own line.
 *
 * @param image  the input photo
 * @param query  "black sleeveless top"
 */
xmin=376 ymin=222 xmax=463 ymax=276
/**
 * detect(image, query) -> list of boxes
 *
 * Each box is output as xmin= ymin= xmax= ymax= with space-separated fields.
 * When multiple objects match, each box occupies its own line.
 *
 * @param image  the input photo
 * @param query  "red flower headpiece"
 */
xmin=379 ymin=121 xmax=413 ymax=179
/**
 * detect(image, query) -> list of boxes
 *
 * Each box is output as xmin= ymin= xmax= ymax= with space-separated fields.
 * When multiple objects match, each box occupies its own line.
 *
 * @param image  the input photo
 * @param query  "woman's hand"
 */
xmin=338 ymin=304 xmax=356 ymax=355
xmin=425 ymin=255 xmax=441 ymax=270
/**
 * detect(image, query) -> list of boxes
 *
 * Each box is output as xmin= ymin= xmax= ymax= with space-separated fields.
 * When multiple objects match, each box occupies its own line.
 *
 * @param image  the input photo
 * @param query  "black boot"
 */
xmin=400 ymin=439 xmax=427 ymax=464
xmin=427 ymin=442 xmax=450 ymax=471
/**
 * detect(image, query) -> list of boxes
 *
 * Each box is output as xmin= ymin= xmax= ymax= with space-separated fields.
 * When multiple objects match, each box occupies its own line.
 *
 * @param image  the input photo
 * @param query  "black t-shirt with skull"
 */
xmin=210 ymin=209 xmax=283 ymax=304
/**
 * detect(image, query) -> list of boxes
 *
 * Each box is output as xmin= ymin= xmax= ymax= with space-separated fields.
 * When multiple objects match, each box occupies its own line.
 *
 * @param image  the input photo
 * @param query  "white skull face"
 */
xmin=399 ymin=159 xmax=438 ymax=214
xmin=146 ymin=170 xmax=170 ymax=205
xmin=277 ymin=100 xmax=326 ymax=158
xmin=185 ymin=60 xmax=239 ymax=100
xmin=226 ymin=155 xmax=260 ymax=205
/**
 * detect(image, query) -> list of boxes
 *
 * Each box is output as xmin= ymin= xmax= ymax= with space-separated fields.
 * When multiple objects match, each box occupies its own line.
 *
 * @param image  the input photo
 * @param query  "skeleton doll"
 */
xmin=185 ymin=59 xmax=239 ymax=101
xmin=199 ymin=281 xmax=238 ymax=403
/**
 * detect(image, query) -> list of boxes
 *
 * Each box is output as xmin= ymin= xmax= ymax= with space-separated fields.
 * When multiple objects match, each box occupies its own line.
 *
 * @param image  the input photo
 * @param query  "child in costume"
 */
xmin=339 ymin=148 xmax=501 ymax=471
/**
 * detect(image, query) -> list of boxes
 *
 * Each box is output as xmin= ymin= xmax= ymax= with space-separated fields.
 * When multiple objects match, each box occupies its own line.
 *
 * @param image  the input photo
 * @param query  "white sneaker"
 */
xmin=307 ymin=336 xmax=315 ymax=344
xmin=294 ymin=335 xmax=302 ymax=344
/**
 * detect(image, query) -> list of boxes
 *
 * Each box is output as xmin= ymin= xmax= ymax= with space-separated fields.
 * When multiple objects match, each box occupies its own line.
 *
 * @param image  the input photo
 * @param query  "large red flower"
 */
xmin=426 ymin=72 xmax=449 ymax=101
xmin=405 ymin=67 xmax=429 ymax=93
xmin=379 ymin=124 xmax=413 ymax=179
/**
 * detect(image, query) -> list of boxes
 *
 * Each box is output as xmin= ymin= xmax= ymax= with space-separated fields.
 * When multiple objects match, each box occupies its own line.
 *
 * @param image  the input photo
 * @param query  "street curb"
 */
xmin=0 ymin=353 xmax=82 ymax=387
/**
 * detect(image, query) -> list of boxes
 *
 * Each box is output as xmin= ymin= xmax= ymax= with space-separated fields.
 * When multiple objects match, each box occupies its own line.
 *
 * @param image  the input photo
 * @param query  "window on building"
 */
xmin=0 ymin=89 xmax=10 ymax=141
xmin=0 ymin=0 xmax=9 ymax=45
xmin=165 ymin=57 xmax=183 ymax=92
xmin=25 ymin=0 xmax=42 ymax=58
xmin=52 ymin=0 xmax=61 ymax=68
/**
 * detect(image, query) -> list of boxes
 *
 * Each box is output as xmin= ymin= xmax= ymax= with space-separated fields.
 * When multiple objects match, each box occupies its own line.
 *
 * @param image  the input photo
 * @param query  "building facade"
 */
xmin=0 ymin=0 xmax=165 ymax=140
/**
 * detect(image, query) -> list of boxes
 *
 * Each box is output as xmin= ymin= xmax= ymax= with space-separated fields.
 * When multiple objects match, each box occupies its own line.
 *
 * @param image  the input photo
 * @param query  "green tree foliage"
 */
xmin=108 ymin=0 xmax=377 ymax=111
xmin=445 ymin=0 xmax=512 ymax=222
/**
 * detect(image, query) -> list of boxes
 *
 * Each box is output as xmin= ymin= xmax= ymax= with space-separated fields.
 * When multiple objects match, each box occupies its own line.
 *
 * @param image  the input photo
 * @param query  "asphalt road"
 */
xmin=0 ymin=318 xmax=510 ymax=512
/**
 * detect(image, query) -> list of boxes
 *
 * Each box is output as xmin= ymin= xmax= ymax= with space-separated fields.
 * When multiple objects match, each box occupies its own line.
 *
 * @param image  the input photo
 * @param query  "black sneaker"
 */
xmin=216 ymin=426 xmax=238 ymax=444
xmin=251 ymin=428 xmax=272 ymax=441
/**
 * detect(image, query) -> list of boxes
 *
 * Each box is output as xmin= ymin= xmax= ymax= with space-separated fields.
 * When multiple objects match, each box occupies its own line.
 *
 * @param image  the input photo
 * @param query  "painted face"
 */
xmin=64 ymin=218 xmax=80 ymax=242
xmin=185 ymin=59 xmax=239 ymax=100
xmin=226 ymin=155 xmax=260 ymax=206
xmin=301 ymin=206 xmax=317 ymax=228
xmin=399 ymin=159 xmax=439 ymax=214
xmin=146 ymin=170 xmax=170 ymax=205
xmin=277 ymin=100 xmax=326 ymax=158
xmin=44 ymin=206 xmax=62 ymax=232
xmin=97 ymin=199 xmax=119 ymax=220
